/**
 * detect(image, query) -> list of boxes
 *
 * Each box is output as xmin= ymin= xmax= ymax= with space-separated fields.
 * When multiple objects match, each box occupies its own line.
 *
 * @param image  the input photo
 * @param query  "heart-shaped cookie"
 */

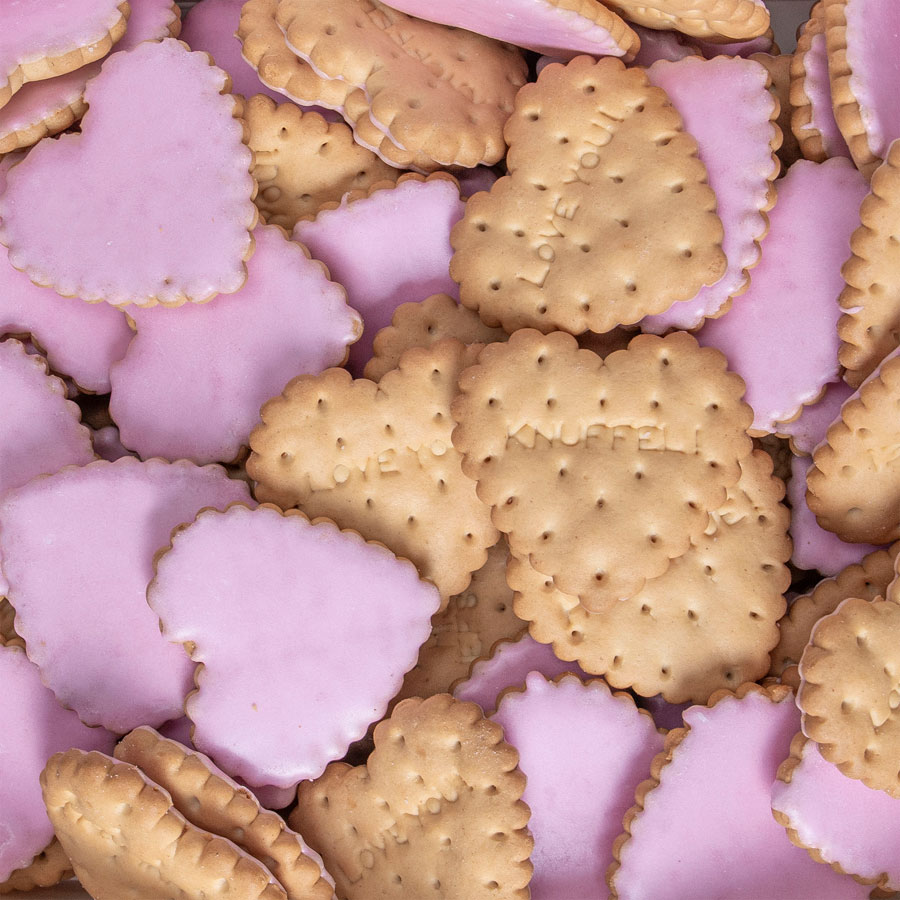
xmin=451 ymin=328 xmax=753 ymax=610
xmin=0 ymin=39 xmax=257 ymax=307
xmin=290 ymin=694 xmax=533 ymax=899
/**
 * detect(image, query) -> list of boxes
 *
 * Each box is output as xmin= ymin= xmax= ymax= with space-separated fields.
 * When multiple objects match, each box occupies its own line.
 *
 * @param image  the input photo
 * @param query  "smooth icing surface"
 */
xmin=294 ymin=178 xmax=463 ymax=375
xmin=630 ymin=26 xmax=697 ymax=67
xmin=492 ymin=674 xmax=662 ymax=900
xmin=638 ymin=694 xmax=691 ymax=731
xmin=149 ymin=505 xmax=439 ymax=788
xmin=778 ymin=379 xmax=854 ymax=455
xmin=91 ymin=425 xmax=135 ymax=461
xmin=698 ymin=159 xmax=869 ymax=432
xmin=0 ymin=39 xmax=255 ymax=306
xmin=377 ymin=0 xmax=627 ymax=57
xmin=0 ymin=459 xmax=252 ymax=732
xmin=0 ymin=646 xmax=115 ymax=883
xmin=643 ymin=57 xmax=775 ymax=332
xmin=612 ymin=690 xmax=870 ymax=899
xmin=109 ymin=224 xmax=361 ymax=464
xmin=845 ymin=0 xmax=900 ymax=160
xmin=789 ymin=455 xmax=881 ymax=575
xmin=0 ymin=339 xmax=94 ymax=503
xmin=803 ymin=33 xmax=851 ymax=159
xmin=772 ymin=739 xmax=900 ymax=889
xmin=453 ymin=634 xmax=588 ymax=714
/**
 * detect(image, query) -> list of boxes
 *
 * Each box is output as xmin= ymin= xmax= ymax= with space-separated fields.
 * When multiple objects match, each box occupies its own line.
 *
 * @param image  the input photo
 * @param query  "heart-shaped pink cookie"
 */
xmin=0 ymin=645 xmax=115 ymax=883
xmin=0 ymin=458 xmax=252 ymax=732
xmin=609 ymin=684 xmax=870 ymax=899
xmin=698 ymin=158 xmax=869 ymax=433
xmin=294 ymin=175 xmax=463 ymax=375
xmin=493 ymin=673 xmax=662 ymax=900
xmin=109 ymin=223 xmax=361 ymax=464
xmin=0 ymin=39 xmax=257 ymax=307
xmin=148 ymin=503 xmax=440 ymax=789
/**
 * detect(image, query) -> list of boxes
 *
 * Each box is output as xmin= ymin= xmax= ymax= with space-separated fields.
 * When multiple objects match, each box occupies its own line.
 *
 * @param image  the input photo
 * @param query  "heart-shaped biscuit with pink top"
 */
xmin=148 ymin=503 xmax=439 ymax=790
xmin=0 ymin=458 xmax=252 ymax=733
xmin=492 ymin=673 xmax=662 ymax=900
xmin=0 ymin=39 xmax=257 ymax=307
xmin=609 ymin=684 xmax=870 ymax=899
xmin=109 ymin=223 xmax=362 ymax=465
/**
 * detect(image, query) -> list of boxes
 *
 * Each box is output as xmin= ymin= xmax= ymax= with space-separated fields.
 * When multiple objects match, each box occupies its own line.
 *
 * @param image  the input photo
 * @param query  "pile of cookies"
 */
xmin=1 ymin=0 xmax=899 ymax=897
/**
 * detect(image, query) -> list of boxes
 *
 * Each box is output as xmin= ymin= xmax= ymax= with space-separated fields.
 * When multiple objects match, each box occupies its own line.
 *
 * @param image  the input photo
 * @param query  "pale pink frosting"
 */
xmin=453 ymin=634 xmax=588 ymax=714
xmin=845 ymin=0 xmax=900 ymax=160
xmin=375 ymin=0 xmax=627 ymax=57
xmin=638 ymin=695 xmax=692 ymax=731
xmin=642 ymin=57 xmax=776 ymax=332
xmin=0 ymin=39 xmax=256 ymax=306
xmin=800 ymin=33 xmax=851 ymax=159
xmin=0 ymin=458 xmax=252 ymax=732
xmin=789 ymin=455 xmax=882 ymax=575
xmin=492 ymin=674 xmax=663 ymax=900
xmin=612 ymin=689 xmax=870 ymax=899
xmin=91 ymin=425 xmax=135 ymax=462
xmin=0 ymin=645 xmax=115 ymax=883
xmin=149 ymin=505 xmax=439 ymax=788
xmin=698 ymin=159 xmax=869 ymax=432
xmin=109 ymin=224 xmax=361 ymax=464
xmin=629 ymin=26 xmax=698 ymax=67
xmin=778 ymin=380 xmax=854 ymax=455
xmin=771 ymin=739 xmax=900 ymax=890
xmin=294 ymin=178 xmax=463 ymax=375
xmin=0 ymin=0 xmax=178 ymax=143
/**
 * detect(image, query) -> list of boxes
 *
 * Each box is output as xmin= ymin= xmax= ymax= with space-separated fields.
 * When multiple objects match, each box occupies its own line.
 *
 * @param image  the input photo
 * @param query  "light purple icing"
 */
xmin=771 ymin=739 xmax=900 ymax=890
xmin=0 ymin=458 xmax=253 ymax=732
xmin=690 ymin=32 xmax=774 ymax=59
xmin=801 ymin=33 xmax=851 ymax=159
xmin=294 ymin=178 xmax=463 ymax=375
xmin=629 ymin=26 xmax=699 ymax=67
xmin=638 ymin=694 xmax=692 ymax=731
xmin=642 ymin=57 xmax=776 ymax=332
xmin=90 ymin=425 xmax=135 ymax=462
xmin=612 ymin=690 xmax=870 ymax=899
xmin=778 ymin=379 xmax=854 ymax=455
xmin=0 ymin=645 xmax=115 ymax=883
xmin=492 ymin=673 xmax=663 ymax=900
xmin=698 ymin=159 xmax=869 ymax=432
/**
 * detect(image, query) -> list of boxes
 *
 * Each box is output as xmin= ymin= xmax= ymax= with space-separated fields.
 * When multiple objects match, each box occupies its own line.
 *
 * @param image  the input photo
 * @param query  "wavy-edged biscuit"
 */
xmin=602 ymin=0 xmax=769 ymax=41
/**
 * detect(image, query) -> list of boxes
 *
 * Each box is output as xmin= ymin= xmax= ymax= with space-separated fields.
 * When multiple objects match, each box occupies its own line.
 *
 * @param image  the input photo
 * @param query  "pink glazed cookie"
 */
xmin=698 ymin=158 xmax=869 ymax=433
xmin=772 ymin=734 xmax=900 ymax=890
xmin=0 ymin=645 xmax=115 ymax=883
xmin=0 ymin=458 xmax=252 ymax=732
xmin=609 ymin=684 xmax=870 ymax=899
xmin=148 ymin=503 xmax=439 ymax=790
xmin=109 ymin=224 xmax=361 ymax=465
xmin=492 ymin=673 xmax=663 ymax=900
xmin=641 ymin=56 xmax=779 ymax=333
xmin=294 ymin=175 xmax=464 ymax=375
xmin=0 ymin=39 xmax=257 ymax=307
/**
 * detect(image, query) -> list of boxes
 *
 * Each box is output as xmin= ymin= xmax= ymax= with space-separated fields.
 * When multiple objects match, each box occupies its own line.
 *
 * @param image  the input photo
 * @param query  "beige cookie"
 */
xmin=450 ymin=55 xmax=726 ymax=335
xmin=799 ymin=595 xmax=900 ymax=796
xmin=838 ymin=143 xmax=900 ymax=387
xmin=0 ymin=840 xmax=71 ymax=895
xmin=601 ymin=0 xmax=769 ymax=41
xmin=451 ymin=328 xmax=753 ymax=610
xmin=290 ymin=694 xmax=533 ymax=899
xmin=806 ymin=348 xmax=900 ymax=544
xmin=750 ymin=52 xmax=800 ymax=168
xmin=248 ymin=339 xmax=498 ymax=604
xmin=0 ymin=598 xmax=20 ymax=648
xmin=245 ymin=95 xmax=400 ymax=230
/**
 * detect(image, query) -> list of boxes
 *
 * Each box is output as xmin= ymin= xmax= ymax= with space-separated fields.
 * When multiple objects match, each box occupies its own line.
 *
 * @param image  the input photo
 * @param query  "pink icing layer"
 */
xmin=771 ymin=739 xmax=900 ymax=890
xmin=294 ymin=178 xmax=463 ymax=375
xmin=789 ymin=455 xmax=882 ymax=576
xmin=801 ymin=33 xmax=851 ymax=159
xmin=0 ymin=0 xmax=125 ymax=95
xmin=638 ymin=694 xmax=692 ymax=731
xmin=109 ymin=224 xmax=361 ymax=464
xmin=0 ymin=646 xmax=115 ymax=883
xmin=0 ymin=39 xmax=255 ymax=307
xmin=91 ymin=425 xmax=135 ymax=461
xmin=149 ymin=505 xmax=439 ymax=789
xmin=612 ymin=690 xmax=870 ymax=899
xmin=689 ymin=32 xmax=774 ymax=59
xmin=698 ymin=159 xmax=869 ymax=432
xmin=453 ymin=634 xmax=588 ymax=714
xmin=376 ymin=0 xmax=626 ymax=58
xmin=0 ymin=0 xmax=178 ymax=143
xmin=845 ymin=0 xmax=900 ymax=160
xmin=629 ymin=26 xmax=698 ymax=67
xmin=642 ymin=57 xmax=776 ymax=332
xmin=778 ymin=379 xmax=854 ymax=455
xmin=0 ymin=458 xmax=252 ymax=733
xmin=492 ymin=674 xmax=663 ymax=900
